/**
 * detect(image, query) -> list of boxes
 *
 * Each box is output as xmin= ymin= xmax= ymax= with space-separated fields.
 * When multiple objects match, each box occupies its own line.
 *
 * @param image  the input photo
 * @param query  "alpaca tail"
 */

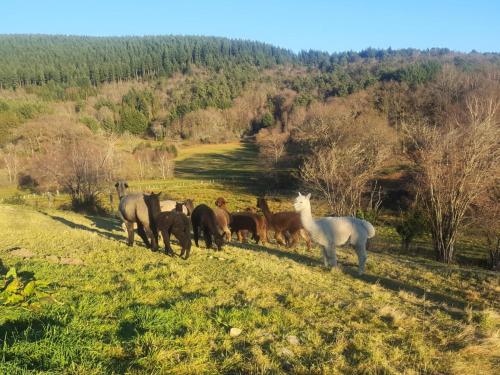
xmin=361 ymin=220 xmax=376 ymax=239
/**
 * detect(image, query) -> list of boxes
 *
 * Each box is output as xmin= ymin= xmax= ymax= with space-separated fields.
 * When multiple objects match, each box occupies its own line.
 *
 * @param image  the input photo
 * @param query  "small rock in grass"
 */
xmin=9 ymin=248 xmax=34 ymax=258
xmin=287 ymin=335 xmax=300 ymax=345
xmin=46 ymin=255 xmax=60 ymax=263
xmin=60 ymin=257 xmax=84 ymax=265
xmin=229 ymin=327 xmax=242 ymax=337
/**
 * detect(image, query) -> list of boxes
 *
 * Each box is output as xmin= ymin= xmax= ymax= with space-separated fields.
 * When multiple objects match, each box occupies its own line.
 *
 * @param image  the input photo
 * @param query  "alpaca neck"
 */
xmin=259 ymin=201 xmax=273 ymax=223
xmin=299 ymin=205 xmax=317 ymax=233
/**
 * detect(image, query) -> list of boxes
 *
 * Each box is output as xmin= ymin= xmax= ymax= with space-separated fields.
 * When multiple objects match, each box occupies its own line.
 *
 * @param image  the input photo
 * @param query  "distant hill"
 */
xmin=1 ymin=34 xmax=499 ymax=89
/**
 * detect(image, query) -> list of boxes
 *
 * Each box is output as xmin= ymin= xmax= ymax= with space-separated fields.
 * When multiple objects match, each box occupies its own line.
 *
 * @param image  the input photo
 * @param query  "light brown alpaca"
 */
xmin=256 ymin=197 xmax=311 ymax=250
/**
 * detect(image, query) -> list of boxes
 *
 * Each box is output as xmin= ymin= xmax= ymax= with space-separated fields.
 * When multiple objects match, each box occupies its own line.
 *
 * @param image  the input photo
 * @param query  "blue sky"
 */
xmin=1 ymin=0 xmax=499 ymax=53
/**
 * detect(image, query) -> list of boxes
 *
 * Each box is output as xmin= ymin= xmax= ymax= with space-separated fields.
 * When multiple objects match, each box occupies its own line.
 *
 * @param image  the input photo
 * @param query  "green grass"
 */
xmin=0 ymin=142 xmax=499 ymax=374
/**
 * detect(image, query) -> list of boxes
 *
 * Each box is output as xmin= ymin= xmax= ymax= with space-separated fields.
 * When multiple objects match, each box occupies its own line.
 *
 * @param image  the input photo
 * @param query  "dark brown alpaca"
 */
xmin=256 ymin=197 xmax=311 ymax=250
xmin=157 ymin=211 xmax=192 ymax=259
xmin=230 ymin=212 xmax=268 ymax=244
xmin=214 ymin=197 xmax=232 ymax=241
xmin=191 ymin=204 xmax=224 ymax=250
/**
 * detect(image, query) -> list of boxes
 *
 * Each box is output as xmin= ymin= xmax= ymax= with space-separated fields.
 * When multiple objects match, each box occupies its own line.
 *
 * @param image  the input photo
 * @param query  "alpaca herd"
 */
xmin=116 ymin=181 xmax=375 ymax=274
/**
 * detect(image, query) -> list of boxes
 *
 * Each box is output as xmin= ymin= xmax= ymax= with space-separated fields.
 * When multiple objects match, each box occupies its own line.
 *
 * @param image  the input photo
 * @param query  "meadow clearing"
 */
xmin=0 ymin=142 xmax=499 ymax=374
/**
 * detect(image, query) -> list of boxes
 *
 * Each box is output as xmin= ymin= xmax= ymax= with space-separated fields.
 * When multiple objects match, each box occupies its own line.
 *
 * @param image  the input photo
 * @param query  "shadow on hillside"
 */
xmin=0 ymin=316 xmax=64 ymax=347
xmin=41 ymin=212 xmax=126 ymax=243
xmin=228 ymin=240 xmax=321 ymax=267
xmin=175 ymin=142 xmax=266 ymax=195
xmin=84 ymin=214 xmax=124 ymax=233
xmin=343 ymin=268 xmax=468 ymax=318
xmin=231 ymin=240 xmax=469 ymax=318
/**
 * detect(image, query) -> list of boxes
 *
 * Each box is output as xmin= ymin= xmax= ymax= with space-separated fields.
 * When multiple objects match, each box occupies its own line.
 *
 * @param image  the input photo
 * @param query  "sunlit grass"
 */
xmin=0 ymin=141 xmax=498 ymax=373
xmin=0 ymin=204 xmax=498 ymax=374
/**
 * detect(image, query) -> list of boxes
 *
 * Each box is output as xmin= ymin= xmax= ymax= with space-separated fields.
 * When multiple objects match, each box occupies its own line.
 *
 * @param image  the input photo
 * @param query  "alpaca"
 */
xmin=257 ymin=197 xmax=311 ymax=250
xmin=156 ymin=211 xmax=192 ymax=259
xmin=230 ymin=212 xmax=268 ymax=244
xmin=245 ymin=207 xmax=269 ymax=244
xmin=191 ymin=204 xmax=224 ymax=250
xmin=293 ymin=193 xmax=375 ymax=274
xmin=213 ymin=197 xmax=232 ymax=241
xmin=160 ymin=198 xmax=195 ymax=216
xmin=116 ymin=181 xmax=160 ymax=251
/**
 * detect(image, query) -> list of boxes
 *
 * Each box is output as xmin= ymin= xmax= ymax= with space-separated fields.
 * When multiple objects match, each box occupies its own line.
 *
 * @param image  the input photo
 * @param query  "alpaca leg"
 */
xmin=193 ymin=223 xmax=200 ymax=247
xmin=321 ymin=246 xmax=329 ymax=267
xmin=224 ymin=227 xmax=231 ymax=242
xmin=287 ymin=231 xmax=299 ymax=248
xmin=301 ymin=229 xmax=312 ymax=251
xmin=261 ymin=229 xmax=268 ymax=245
xmin=181 ymin=238 xmax=191 ymax=259
xmin=203 ymin=225 xmax=213 ymax=249
xmin=275 ymin=231 xmax=286 ymax=246
xmin=137 ymin=223 xmax=151 ymax=248
xmin=162 ymin=229 xmax=174 ymax=256
xmin=326 ymin=245 xmax=337 ymax=268
xmin=236 ymin=230 xmax=243 ymax=242
xmin=355 ymin=242 xmax=368 ymax=275
xmin=253 ymin=229 xmax=260 ymax=244
xmin=144 ymin=226 xmax=158 ymax=251
xmin=125 ymin=221 xmax=135 ymax=246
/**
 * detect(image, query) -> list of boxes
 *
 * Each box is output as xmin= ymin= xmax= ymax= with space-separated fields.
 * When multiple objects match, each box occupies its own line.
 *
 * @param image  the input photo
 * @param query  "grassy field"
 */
xmin=0 ymin=142 xmax=499 ymax=374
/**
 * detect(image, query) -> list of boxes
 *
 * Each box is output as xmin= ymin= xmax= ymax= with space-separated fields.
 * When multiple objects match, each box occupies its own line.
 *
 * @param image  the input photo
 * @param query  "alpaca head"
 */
xmin=293 ymin=192 xmax=311 ymax=213
xmin=114 ymin=180 xmax=129 ymax=199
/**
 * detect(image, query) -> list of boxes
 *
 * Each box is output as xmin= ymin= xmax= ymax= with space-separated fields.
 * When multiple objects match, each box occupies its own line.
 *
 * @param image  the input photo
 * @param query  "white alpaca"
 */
xmin=293 ymin=193 xmax=375 ymax=274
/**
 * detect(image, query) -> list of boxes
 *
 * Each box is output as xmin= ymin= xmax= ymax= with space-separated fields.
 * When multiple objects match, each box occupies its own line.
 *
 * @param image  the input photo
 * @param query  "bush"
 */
xmin=18 ymin=173 xmax=38 ymax=190
xmin=395 ymin=209 xmax=427 ymax=252
xmin=119 ymin=107 xmax=149 ymax=135
xmin=70 ymin=195 xmax=107 ymax=215
xmin=80 ymin=116 xmax=100 ymax=133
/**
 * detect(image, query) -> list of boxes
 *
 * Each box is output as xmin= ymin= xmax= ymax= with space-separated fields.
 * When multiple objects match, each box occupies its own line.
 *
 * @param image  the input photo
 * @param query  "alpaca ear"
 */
xmin=298 ymin=192 xmax=302 ymax=197
xmin=306 ymin=193 xmax=311 ymax=200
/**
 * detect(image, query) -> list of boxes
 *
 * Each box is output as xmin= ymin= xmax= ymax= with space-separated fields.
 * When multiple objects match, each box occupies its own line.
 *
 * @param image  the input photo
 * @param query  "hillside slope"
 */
xmin=0 ymin=201 xmax=498 ymax=373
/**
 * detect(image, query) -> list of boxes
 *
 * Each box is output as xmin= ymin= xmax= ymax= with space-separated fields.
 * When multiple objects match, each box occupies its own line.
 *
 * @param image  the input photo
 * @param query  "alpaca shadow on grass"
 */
xmin=231 ymin=240 xmax=469 ymax=319
xmin=84 ymin=214 xmax=124 ymax=233
xmin=343 ymin=267 xmax=469 ymax=319
xmin=41 ymin=212 xmax=128 ymax=244
xmin=228 ymin=240 xmax=321 ymax=267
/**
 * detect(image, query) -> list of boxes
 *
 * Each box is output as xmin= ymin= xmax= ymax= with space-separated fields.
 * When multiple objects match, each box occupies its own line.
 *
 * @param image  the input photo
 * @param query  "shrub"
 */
xmin=119 ymin=107 xmax=149 ymax=135
xmin=80 ymin=116 xmax=100 ymax=133
xmin=0 ymin=267 xmax=51 ymax=307
xmin=395 ymin=209 xmax=427 ymax=252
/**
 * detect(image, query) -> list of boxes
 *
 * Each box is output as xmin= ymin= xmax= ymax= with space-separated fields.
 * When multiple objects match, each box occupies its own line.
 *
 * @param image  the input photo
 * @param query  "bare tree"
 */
xmin=300 ymin=141 xmax=388 ymax=216
xmin=0 ymin=144 xmax=20 ymax=183
xmin=473 ymin=185 xmax=500 ymax=270
xmin=153 ymin=146 xmax=175 ymax=179
xmin=256 ymin=127 xmax=289 ymax=167
xmin=133 ymin=147 xmax=154 ymax=180
xmin=405 ymin=96 xmax=500 ymax=263
xmin=29 ymin=136 xmax=116 ymax=212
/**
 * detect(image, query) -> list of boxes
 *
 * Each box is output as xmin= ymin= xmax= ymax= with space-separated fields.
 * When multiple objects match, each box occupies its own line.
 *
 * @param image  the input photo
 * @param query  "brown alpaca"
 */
xmin=191 ymin=204 xmax=224 ymax=250
xmin=256 ymin=197 xmax=311 ymax=250
xmin=156 ymin=211 xmax=192 ymax=259
xmin=214 ymin=197 xmax=232 ymax=241
xmin=230 ymin=212 xmax=268 ymax=244
xmin=244 ymin=207 xmax=269 ymax=243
